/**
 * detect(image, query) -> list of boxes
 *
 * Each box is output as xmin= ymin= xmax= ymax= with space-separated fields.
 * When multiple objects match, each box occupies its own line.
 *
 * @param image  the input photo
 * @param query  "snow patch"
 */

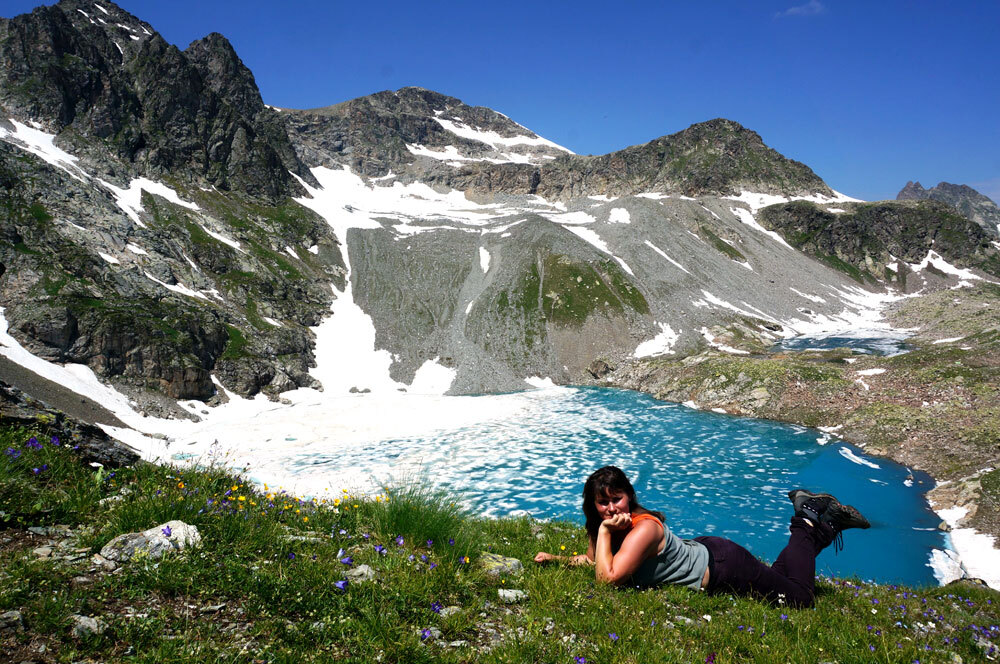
xmin=700 ymin=327 xmax=750 ymax=355
xmin=479 ymin=247 xmax=491 ymax=273
xmin=433 ymin=117 xmax=572 ymax=155
xmin=854 ymin=368 xmax=886 ymax=376
xmin=932 ymin=336 xmax=964 ymax=344
xmin=143 ymin=272 xmax=208 ymax=300
xmin=98 ymin=177 xmax=199 ymax=228
xmin=644 ymin=241 xmax=690 ymax=274
xmin=1 ymin=119 xmax=89 ymax=182
xmin=524 ymin=376 xmax=556 ymax=389
xmin=97 ymin=251 xmax=119 ymax=264
xmin=729 ymin=206 xmax=793 ymax=249
xmin=608 ymin=208 xmax=631 ymax=224
xmin=634 ymin=323 xmax=680 ymax=358
xmin=838 ymin=446 xmax=880 ymax=469
xmin=125 ymin=243 xmax=148 ymax=255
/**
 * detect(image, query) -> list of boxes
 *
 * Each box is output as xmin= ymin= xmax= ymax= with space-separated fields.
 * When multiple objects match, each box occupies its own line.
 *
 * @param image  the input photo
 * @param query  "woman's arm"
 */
xmin=594 ymin=514 xmax=661 ymax=585
xmin=533 ymin=537 xmax=596 ymax=566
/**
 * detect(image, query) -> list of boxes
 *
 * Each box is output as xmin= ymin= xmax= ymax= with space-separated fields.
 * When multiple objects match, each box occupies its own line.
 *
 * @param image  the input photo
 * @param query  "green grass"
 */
xmin=2 ymin=423 xmax=998 ymax=663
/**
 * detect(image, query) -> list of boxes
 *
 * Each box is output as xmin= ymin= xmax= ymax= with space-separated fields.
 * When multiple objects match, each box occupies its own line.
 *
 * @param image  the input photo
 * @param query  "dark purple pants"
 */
xmin=695 ymin=516 xmax=836 ymax=608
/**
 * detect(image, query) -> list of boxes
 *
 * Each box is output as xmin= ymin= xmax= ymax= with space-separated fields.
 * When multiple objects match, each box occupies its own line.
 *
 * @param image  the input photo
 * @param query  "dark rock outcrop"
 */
xmin=758 ymin=199 xmax=1000 ymax=286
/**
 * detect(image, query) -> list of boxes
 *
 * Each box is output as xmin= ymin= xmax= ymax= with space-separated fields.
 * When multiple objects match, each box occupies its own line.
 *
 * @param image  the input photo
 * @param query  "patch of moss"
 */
xmin=814 ymin=252 xmax=877 ymax=284
xmin=848 ymin=403 xmax=928 ymax=447
xmin=13 ymin=242 xmax=42 ymax=255
xmin=221 ymin=325 xmax=250 ymax=360
xmin=982 ymin=469 xmax=1000 ymax=500
xmin=699 ymin=226 xmax=747 ymax=262
xmin=28 ymin=202 xmax=53 ymax=223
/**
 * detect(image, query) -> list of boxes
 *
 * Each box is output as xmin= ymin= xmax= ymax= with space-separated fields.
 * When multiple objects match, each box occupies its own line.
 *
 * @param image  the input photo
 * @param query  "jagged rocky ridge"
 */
xmin=2 ymin=0 xmax=998 ymax=409
xmin=898 ymin=181 xmax=1000 ymax=238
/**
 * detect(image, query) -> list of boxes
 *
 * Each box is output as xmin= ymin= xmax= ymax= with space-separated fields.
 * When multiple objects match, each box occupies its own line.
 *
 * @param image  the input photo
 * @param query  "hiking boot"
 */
xmin=787 ymin=489 xmax=836 ymax=522
xmin=822 ymin=501 xmax=870 ymax=531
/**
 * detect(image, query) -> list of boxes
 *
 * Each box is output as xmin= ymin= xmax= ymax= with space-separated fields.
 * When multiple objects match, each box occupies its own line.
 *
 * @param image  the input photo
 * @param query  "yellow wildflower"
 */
xmin=238 ymin=496 xmax=246 ymax=502
xmin=177 ymin=481 xmax=185 ymax=489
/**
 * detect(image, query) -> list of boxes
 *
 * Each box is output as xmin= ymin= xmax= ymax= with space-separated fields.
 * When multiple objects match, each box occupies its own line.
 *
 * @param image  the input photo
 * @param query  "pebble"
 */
xmin=70 ymin=576 xmax=93 ymax=588
xmin=32 ymin=546 xmax=53 ymax=558
xmin=199 ymin=604 xmax=227 ymax=613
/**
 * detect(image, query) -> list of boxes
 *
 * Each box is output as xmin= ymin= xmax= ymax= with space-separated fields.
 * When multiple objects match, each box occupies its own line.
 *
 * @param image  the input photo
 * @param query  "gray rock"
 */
xmin=90 ymin=553 xmax=118 ymax=572
xmin=479 ymin=552 xmax=523 ymax=577
xmin=70 ymin=614 xmax=106 ymax=639
xmin=70 ymin=576 xmax=93 ymax=588
xmin=345 ymin=564 xmax=376 ymax=582
xmin=32 ymin=546 xmax=53 ymax=558
xmin=497 ymin=589 xmax=527 ymax=604
xmin=100 ymin=520 xmax=201 ymax=562
xmin=0 ymin=610 xmax=23 ymax=634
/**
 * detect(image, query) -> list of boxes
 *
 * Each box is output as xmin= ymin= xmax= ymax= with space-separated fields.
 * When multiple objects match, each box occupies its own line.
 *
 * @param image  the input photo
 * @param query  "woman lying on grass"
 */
xmin=534 ymin=465 xmax=870 ymax=608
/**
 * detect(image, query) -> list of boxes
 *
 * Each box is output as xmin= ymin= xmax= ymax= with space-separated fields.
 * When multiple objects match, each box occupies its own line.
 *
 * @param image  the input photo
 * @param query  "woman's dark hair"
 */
xmin=582 ymin=466 xmax=664 ymax=542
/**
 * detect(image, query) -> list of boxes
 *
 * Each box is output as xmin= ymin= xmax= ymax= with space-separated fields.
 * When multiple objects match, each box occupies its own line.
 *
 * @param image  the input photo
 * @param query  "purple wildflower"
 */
xmin=374 ymin=544 xmax=386 ymax=555
xmin=340 ymin=556 xmax=353 ymax=565
xmin=429 ymin=562 xmax=437 ymax=570
xmin=426 ymin=539 xmax=433 ymax=547
xmin=421 ymin=628 xmax=432 ymax=641
xmin=362 ymin=533 xmax=370 ymax=540
xmin=162 ymin=525 xmax=172 ymax=537
xmin=574 ymin=658 xmax=586 ymax=664
xmin=334 ymin=579 xmax=348 ymax=592
xmin=32 ymin=467 xmax=40 ymax=474
xmin=448 ymin=538 xmax=455 ymax=546
xmin=421 ymin=554 xmax=428 ymax=562
xmin=706 ymin=654 xmax=716 ymax=664
xmin=5 ymin=447 xmax=20 ymax=458
xmin=431 ymin=601 xmax=443 ymax=614
xmin=408 ymin=554 xmax=415 ymax=562
xmin=395 ymin=535 xmax=404 ymax=547
xmin=288 ymin=552 xmax=296 ymax=560
xmin=609 ymin=632 xmax=618 ymax=642
xmin=27 ymin=437 xmax=41 ymax=450
xmin=780 ymin=614 xmax=788 ymax=621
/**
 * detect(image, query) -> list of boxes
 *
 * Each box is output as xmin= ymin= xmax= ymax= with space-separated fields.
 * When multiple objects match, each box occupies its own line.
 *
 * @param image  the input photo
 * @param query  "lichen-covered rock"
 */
xmin=479 ymin=552 xmax=523 ymax=577
xmin=0 ymin=610 xmax=23 ymax=635
xmin=345 ymin=564 xmax=375 ymax=582
xmin=70 ymin=614 xmax=106 ymax=639
xmin=100 ymin=520 xmax=200 ymax=562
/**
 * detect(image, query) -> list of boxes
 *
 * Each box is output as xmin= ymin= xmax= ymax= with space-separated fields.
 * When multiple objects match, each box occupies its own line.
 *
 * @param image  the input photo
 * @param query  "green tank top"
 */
xmin=626 ymin=514 xmax=709 ymax=590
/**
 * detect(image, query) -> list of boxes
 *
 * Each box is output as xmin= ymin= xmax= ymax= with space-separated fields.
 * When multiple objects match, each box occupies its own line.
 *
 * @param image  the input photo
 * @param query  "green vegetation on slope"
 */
xmin=2 ymin=423 xmax=997 ymax=663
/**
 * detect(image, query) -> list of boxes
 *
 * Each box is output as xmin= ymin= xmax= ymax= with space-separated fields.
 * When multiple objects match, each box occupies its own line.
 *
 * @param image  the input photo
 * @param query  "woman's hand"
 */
xmin=601 ymin=512 xmax=632 ymax=532
xmin=533 ymin=552 xmax=556 ymax=564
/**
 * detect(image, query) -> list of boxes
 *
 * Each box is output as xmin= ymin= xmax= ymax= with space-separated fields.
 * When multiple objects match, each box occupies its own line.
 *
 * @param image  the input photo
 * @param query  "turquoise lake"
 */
xmin=299 ymin=386 xmax=943 ymax=587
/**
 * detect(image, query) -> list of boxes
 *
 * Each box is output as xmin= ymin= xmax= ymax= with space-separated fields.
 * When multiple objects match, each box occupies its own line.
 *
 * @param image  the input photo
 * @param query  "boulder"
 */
xmin=479 ymin=552 xmax=523 ymax=577
xmin=70 ymin=614 xmax=106 ymax=639
xmin=100 ymin=520 xmax=201 ymax=562
xmin=0 ymin=610 xmax=23 ymax=635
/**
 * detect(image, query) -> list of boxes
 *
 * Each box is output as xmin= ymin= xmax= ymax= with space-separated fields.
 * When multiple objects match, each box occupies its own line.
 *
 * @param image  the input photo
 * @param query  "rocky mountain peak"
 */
xmin=897 ymin=180 xmax=1000 ymax=237
xmin=183 ymin=32 xmax=265 ymax=119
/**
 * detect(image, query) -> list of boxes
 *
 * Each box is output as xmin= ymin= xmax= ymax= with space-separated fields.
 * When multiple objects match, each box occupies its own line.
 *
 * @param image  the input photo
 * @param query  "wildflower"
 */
xmin=50 ymin=436 xmax=59 ymax=446
xmin=4 ymin=448 xmax=20 ymax=458
xmin=337 ymin=548 xmax=345 ymax=557
xmin=448 ymin=538 xmax=455 ymax=546
xmin=429 ymin=562 xmax=437 ymax=570
xmin=574 ymin=658 xmax=586 ymax=664
xmin=421 ymin=554 xmax=428 ymax=562
xmin=463 ymin=556 xmax=470 ymax=564
xmin=334 ymin=580 xmax=348 ymax=592
xmin=27 ymin=437 xmax=41 ymax=449
xmin=738 ymin=625 xmax=745 ymax=631
xmin=363 ymin=533 xmax=370 ymax=540
xmin=374 ymin=545 xmax=386 ymax=555
xmin=395 ymin=535 xmax=404 ymax=547
xmin=408 ymin=554 xmax=415 ymax=562
xmin=609 ymin=632 xmax=619 ymax=642
xmin=32 ymin=467 xmax=40 ymax=474
xmin=340 ymin=556 xmax=353 ymax=565
xmin=780 ymin=614 xmax=788 ymax=621
xmin=339 ymin=529 xmax=347 ymax=535
xmin=238 ymin=495 xmax=246 ymax=502
xmin=431 ymin=601 xmax=443 ymax=614
xmin=426 ymin=539 xmax=433 ymax=547
xmin=177 ymin=481 xmax=185 ymax=489
xmin=869 ymin=645 xmax=876 ymax=652
xmin=303 ymin=517 xmax=308 ymax=523
xmin=706 ymin=654 xmax=716 ymax=664
xmin=288 ymin=552 xmax=296 ymax=560
xmin=421 ymin=628 xmax=432 ymax=641
xmin=162 ymin=525 xmax=172 ymax=537
xmin=560 ymin=545 xmax=566 ymax=551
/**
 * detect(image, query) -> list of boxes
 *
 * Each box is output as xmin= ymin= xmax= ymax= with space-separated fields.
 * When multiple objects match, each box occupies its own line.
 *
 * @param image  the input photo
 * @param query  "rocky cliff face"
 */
xmin=0 ymin=0 xmax=310 ymax=199
xmin=898 ymin=181 xmax=1000 ymax=238
xmin=757 ymin=200 xmax=1000 ymax=291
xmin=2 ymin=1 xmax=997 ymax=413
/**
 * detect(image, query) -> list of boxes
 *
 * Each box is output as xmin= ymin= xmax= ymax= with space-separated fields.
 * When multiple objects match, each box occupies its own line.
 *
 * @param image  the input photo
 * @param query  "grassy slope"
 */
xmin=2 ymin=425 xmax=998 ymax=663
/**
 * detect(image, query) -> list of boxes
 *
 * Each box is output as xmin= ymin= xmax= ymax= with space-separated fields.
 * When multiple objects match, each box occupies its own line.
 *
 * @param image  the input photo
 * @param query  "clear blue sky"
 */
xmin=5 ymin=0 xmax=999 ymax=203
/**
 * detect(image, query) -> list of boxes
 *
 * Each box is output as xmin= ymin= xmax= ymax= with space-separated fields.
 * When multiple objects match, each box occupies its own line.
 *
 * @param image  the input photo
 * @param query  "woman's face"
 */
xmin=594 ymin=489 xmax=630 ymax=521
